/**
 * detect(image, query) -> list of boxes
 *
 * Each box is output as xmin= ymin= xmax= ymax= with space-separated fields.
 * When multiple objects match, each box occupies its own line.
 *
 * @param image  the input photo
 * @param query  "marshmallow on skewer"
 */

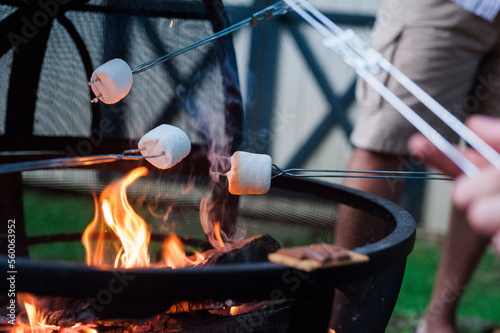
xmin=138 ymin=125 xmax=191 ymax=169
xmin=226 ymin=151 xmax=272 ymax=195
xmin=89 ymin=58 xmax=133 ymax=104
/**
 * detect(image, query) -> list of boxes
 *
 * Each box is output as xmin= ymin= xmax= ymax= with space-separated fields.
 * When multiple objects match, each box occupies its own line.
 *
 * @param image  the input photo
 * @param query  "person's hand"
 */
xmin=408 ymin=115 xmax=500 ymax=255
xmin=453 ymin=165 xmax=500 ymax=253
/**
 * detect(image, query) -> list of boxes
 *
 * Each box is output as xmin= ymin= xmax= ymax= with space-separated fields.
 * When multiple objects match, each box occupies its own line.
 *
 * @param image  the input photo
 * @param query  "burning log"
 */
xmin=34 ymin=298 xmax=95 ymax=326
xmin=3 ymin=296 xmax=292 ymax=333
xmin=94 ymin=301 xmax=292 ymax=333
xmin=196 ymin=234 xmax=280 ymax=266
xmin=135 ymin=302 xmax=292 ymax=333
xmin=166 ymin=299 xmax=234 ymax=315
xmin=1 ymin=295 xmax=97 ymax=327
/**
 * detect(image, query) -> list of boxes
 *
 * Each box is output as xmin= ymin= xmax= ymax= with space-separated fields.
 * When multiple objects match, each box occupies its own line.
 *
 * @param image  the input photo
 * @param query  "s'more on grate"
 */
xmin=268 ymin=243 xmax=369 ymax=272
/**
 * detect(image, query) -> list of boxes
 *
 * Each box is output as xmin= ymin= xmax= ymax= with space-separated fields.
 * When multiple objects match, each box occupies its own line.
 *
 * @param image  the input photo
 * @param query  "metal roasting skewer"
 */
xmin=270 ymin=165 xmax=453 ymax=181
xmin=131 ymin=1 xmax=290 ymax=74
xmin=1 ymin=149 xmax=450 ymax=180
xmin=214 ymin=0 xmax=495 ymax=182
xmin=281 ymin=0 xmax=500 ymax=178
xmin=3 ymin=1 xmax=494 ymax=181
xmin=216 ymin=164 xmax=452 ymax=180
xmin=0 ymin=149 xmax=164 ymax=175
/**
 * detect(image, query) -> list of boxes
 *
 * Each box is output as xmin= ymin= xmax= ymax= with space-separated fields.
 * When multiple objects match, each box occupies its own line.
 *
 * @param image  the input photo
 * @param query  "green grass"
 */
xmin=388 ymin=234 xmax=500 ymax=331
xmin=24 ymin=188 xmax=94 ymax=237
xmin=24 ymin=188 xmax=94 ymax=262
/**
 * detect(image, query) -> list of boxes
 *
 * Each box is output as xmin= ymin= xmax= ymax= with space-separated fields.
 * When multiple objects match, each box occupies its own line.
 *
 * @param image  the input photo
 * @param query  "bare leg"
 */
xmin=418 ymin=208 xmax=489 ymax=333
xmin=343 ymin=147 xmax=407 ymax=202
xmin=331 ymin=148 xmax=408 ymax=330
xmin=340 ymin=149 xmax=490 ymax=332
xmin=335 ymin=148 xmax=407 ymax=248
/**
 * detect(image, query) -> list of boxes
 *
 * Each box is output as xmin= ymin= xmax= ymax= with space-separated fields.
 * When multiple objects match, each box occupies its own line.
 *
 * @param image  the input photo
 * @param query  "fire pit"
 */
xmin=0 ymin=0 xmax=415 ymax=331
xmin=0 ymin=150 xmax=415 ymax=332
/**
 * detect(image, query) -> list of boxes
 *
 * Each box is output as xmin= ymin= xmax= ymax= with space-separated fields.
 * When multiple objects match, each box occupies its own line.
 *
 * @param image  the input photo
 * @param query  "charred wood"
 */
xmin=196 ymin=234 xmax=280 ymax=266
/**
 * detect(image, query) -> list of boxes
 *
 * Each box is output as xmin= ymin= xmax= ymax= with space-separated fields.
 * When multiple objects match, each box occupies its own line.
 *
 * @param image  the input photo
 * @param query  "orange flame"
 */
xmin=83 ymin=167 xmax=151 ymax=268
xmin=25 ymin=300 xmax=47 ymax=333
xmin=162 ymin=234 xmax=204 ymax=268
xmin=214 ymin=222 xmax=225 ymax=248
xmin=229 ymin=304 xmax=244 ymax=316
xmin=12 ymin=295 xmax=99 ymax=333
xmin=11 ymin=298 xmax=59 ymax=333
xmin=83 ymin=166 xmax=205 ymax=270
xmin=229 ymin=301 xmax=268 ymax=316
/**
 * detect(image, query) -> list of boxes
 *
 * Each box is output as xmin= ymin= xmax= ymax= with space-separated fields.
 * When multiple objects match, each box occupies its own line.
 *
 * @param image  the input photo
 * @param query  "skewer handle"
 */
xmin=0 ymin=151 xmax=164 ymax=175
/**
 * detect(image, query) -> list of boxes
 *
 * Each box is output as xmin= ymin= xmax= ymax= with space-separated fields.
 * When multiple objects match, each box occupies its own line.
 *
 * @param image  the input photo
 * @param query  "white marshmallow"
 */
xmin=138 ymin=125 xmax=191 ymax=169
xmin=90 ymin=58 xmax=133 ymax=104
xmin=226 ymin=151 xmax=272 ymax=195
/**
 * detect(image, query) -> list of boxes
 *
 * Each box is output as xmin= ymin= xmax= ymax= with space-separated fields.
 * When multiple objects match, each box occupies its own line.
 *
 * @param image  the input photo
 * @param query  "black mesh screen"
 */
xmin=0 ymin=0 xmax=243 ymax=152
xmin=19 ymin=168 xmax=347 ymax=262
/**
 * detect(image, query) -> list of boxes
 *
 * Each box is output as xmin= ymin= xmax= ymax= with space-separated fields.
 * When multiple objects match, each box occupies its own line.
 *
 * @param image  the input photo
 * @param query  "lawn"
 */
xmin=387 ymin=233 xmax=500 ymax=332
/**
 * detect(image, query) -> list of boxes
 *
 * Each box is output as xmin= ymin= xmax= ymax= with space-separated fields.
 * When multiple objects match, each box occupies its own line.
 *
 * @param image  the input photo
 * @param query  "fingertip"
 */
xmin=452 ymin=175 xmax=470 ymax=208
xmin=407 ymin=133 xmax=428 ymax=158
xmin=467 ymin=195 xmax=500 ymax=236
xmin=466 ymin=114 xmax=500 ymax=129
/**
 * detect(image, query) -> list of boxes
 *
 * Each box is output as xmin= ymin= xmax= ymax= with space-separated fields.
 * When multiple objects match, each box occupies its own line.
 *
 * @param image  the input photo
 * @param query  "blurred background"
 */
xmin=223 ymin=0 xmax=499 ymax=330
xmin=224 ymin=0 xmax=452 ymax=234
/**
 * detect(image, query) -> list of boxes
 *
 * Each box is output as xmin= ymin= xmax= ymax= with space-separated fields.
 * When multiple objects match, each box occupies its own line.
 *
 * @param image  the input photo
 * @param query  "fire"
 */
xmin=162 ymin=233 xmax=204 ymax=268
xmin=229 ymin=301 xmax=268 ymax=316
xmin=63 ymin=325 xmax=98 ymax=333
xmin=83 ymin=167 xmax=205 ymax=270
xmin=12 ymin=297 xmax=97 ymax=333
xmin=82 ymin=167 xmax=151 ymax=268
xmin=24 ymin=300 xmax=54 ymax=333
xmin=214 ymin=221 xmax=225 ymax=248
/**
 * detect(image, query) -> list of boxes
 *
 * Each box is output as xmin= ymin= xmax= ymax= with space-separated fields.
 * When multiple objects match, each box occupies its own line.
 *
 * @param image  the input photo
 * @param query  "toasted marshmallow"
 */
xmin=138 ymin=125 xmax=191 ymax=169
xmin=226 ymin=151 xmax=272 ymax=195
xmin=90 ymin=58 xmax=133 ymax=104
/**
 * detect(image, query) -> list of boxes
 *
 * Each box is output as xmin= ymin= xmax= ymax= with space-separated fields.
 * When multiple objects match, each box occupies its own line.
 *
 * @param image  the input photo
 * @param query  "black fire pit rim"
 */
xmin=1 ymin=172 xmax=415 ymax=301
xmin=270 ymin=175 xmax=416 ymax=266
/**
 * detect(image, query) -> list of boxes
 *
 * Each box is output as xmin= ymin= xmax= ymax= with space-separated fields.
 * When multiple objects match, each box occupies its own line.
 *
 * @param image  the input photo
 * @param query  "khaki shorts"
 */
xmin=351 ymin=0 xmax=500 ymax=155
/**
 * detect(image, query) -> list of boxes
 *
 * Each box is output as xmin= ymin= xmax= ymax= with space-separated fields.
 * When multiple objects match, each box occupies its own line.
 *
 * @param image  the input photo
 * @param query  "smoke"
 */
xmin=178 ymin=79 xmax=244 ymax=249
